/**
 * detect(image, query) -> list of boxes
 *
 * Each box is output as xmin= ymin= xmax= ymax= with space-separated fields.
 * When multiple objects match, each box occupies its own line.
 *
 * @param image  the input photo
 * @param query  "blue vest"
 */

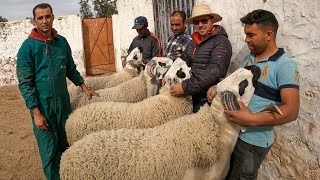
xmin=239 ymin=48 xmax=299 ymax=147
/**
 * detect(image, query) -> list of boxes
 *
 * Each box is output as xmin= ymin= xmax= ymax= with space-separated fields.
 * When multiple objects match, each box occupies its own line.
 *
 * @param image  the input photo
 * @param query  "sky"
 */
xmin=0 ymin=0 xmax=80 ymax=21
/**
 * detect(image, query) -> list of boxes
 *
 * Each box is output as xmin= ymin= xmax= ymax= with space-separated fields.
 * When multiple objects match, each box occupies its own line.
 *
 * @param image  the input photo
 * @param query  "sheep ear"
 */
xmin=260 ymin=103 xmax=283 ymax=115
xmin=138 ymin=46 xmax=143 ymax=52
xmin=179 ymin=53 xmax=192 ymax=67
xmin=244 ymin=65 xmax=261 ymax=88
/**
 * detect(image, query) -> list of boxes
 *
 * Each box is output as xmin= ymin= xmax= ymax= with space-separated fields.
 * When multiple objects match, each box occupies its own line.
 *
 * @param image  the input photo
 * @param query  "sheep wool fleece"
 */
xmin=17 ymin=28 xmax=84 ymax=180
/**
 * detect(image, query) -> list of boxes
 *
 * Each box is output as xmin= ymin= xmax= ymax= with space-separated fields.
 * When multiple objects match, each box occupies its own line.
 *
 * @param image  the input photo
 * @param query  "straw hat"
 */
xmin=185 ymin=4 xmax=222 ymax=24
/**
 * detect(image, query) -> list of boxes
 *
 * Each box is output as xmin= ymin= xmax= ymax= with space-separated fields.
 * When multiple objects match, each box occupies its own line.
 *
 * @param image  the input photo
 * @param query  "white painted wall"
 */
xmin=0 ymin=15 xmax=84 ymax=86
xmin=196 ymin=0 xmax=320 ymax=179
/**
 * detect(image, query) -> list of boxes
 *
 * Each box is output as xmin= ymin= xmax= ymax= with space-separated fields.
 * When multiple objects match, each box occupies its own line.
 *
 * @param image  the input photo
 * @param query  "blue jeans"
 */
xmin=226 ymin=138 xmax=271 ymax=180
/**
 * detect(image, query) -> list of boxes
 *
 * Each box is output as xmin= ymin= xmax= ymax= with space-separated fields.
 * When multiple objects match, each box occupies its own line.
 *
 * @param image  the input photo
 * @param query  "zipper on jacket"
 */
xmin=46 ymin=41 xmax=57 ymax=115
xmin=45 ymin=40 xmax=49 ymax=55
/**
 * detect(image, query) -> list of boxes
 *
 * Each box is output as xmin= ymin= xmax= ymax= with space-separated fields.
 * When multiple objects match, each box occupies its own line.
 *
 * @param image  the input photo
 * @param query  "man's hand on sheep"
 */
xmin=207 ymin=85 xmax=217 ymax=103
xmin=224 ymin=102 xmax=254 ymax=127
xmin=80 ymin=83 xmax=99 ymax=100
xmin=170 ymin=83 xmax=184 ymax=96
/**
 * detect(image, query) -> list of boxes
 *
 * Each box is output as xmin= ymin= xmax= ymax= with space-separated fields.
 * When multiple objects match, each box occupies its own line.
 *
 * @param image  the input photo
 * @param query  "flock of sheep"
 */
xmin=60 ymin=47 xmax=269 ymax=180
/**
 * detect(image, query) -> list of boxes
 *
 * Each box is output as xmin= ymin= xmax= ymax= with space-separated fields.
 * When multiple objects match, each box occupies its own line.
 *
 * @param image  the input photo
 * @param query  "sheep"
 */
xmin=60 ymin=65 xmax=279 ymax=180
xmin=70 ymin=57 xmax=174 ymax=110
xmin=65 ymin=57 xmax=193 ymax=145
xmin=67 ymin=47 xmax=143 ymax=101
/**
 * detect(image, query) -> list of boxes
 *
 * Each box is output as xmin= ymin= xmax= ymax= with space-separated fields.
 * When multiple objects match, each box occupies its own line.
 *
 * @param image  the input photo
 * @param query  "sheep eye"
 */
xmin=176 ymin=68 xmax=186 ymax=79
xmin=158 ymin=62 xmax=166 ymax=67
xmin=133 ymin=55 xmax=138 ymax=60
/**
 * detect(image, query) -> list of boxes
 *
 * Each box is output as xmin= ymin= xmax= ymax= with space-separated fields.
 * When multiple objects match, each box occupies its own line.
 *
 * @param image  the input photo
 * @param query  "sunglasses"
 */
xmin=193 ymin=17 xmax=213 ymax=25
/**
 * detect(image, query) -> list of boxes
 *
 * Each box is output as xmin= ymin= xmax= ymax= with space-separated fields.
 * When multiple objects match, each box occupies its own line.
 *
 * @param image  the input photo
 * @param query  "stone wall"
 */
xmin=0 ymin=15 xmax=84 ymax=86
xmin=197 ymin=0 xmax=320 ymax=179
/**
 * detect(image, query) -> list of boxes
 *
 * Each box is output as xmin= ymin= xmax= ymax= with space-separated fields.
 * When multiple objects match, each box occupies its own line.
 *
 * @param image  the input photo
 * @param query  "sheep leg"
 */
xmin=204 ymin=122 xmax=240 ymax=180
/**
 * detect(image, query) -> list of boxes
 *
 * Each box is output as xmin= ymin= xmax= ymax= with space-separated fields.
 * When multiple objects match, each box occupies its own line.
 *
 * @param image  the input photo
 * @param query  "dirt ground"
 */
xmin=0 ymin=85 xmax=45 ymax=180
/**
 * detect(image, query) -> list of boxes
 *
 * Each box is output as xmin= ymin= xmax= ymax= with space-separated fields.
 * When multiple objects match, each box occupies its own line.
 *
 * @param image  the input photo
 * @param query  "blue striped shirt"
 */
xmin=239 ymin=48 xmax=299 ymax=147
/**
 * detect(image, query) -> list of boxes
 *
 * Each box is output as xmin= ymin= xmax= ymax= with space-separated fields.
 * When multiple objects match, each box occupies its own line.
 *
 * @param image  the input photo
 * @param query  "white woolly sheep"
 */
xmin=70 ymin=57 xmax=174 ymax=110
xmin=67 ymin=47 xmax=143 ymax=101
xmin=60 ymin=65 xmax=274 ymax=180
xmin=65 ymin=58 xmax=192 ymax=145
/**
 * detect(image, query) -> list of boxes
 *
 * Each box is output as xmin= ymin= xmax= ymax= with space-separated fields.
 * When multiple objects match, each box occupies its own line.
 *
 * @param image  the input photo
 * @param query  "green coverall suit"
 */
xmin=16 ymin=28 xmax=84 ymax=180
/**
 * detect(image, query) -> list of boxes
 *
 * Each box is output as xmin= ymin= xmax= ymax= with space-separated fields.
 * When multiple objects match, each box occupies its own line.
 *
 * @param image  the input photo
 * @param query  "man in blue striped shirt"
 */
xmin=207 ymin=9 xmax=300 ymax=180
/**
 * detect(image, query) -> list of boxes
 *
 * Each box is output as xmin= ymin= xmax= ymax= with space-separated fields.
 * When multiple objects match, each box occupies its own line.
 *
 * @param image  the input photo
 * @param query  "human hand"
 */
xmin=207 ymin=85 xmax=217 ymax=103
xmin=84 ymin=87 xmax=99 ymax=100
xmin=80 ymin=84 xmax=100 ymax=100
xmin=170 ymin=83 xmax=184 ymax=96
xmin=33 ymin=108 xmax=49 ymax=131
xmin=224 ymin=102 xmax=255 ymax=127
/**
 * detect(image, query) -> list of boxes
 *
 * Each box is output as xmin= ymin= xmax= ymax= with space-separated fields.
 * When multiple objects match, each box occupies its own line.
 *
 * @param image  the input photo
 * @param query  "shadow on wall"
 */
xmin=227 ymin=45 xmax=248 ymax=75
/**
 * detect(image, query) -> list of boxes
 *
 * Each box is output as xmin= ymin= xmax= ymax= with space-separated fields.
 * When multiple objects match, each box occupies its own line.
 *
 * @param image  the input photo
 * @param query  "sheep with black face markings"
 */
xmin=65 ymin=58 xmax=193 ymax=145
xmin=67 ymin=47 xmax=143 ymax=101
xmin=60 ymin=65 xmax=283 ymax=180
xmin=70 ymin=57 xmax=174 ymax=110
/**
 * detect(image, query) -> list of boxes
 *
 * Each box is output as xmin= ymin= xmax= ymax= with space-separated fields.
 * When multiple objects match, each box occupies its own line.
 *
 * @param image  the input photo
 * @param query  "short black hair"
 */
xmin=33 ymin=3 xmax=54 ymax=19
xmin=240 ymin=9 xmax=278 ymax=33
xmin=171 ymin=10 xmax=187 ymax=22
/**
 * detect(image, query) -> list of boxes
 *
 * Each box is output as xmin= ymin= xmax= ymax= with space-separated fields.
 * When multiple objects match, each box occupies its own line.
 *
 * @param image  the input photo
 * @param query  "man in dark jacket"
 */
xmin=128 ymin=16 xmax=162 ymax=63
xmin=170 ymin=4 xmax=232 ymax=112
xmin=16 ymin=3 xmax=97 ymax=180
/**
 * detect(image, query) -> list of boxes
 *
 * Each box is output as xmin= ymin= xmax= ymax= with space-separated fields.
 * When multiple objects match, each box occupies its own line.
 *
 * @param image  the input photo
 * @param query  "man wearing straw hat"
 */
xmin=170 ymin=3 xmax=232 ymax=113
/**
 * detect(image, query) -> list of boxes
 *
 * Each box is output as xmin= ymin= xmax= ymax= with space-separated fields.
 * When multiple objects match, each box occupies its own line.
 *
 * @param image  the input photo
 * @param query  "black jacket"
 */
xmin=128 ymin=31 xmax=161 ymax=63
xmin=182 ymin=25 xmax=232 ymax=112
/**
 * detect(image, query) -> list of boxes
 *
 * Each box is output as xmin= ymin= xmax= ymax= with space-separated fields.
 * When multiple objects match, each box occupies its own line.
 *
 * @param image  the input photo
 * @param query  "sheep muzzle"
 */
xmin=221 ymin=90 xmax=240 ymax=111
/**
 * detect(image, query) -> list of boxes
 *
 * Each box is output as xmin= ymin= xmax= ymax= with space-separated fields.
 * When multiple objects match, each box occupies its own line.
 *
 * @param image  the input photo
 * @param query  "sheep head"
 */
xmin=142 ymin=57 xmax=174 ymax=97
xmin=144 ymin=57 xmax=174 ymax=80
xmin=211 ymin=65 xmax=261 ymax=111
xmin=164 ymin=57 xmax=191 ymax=86
xmin=125 ymin=47 xmax=144 ymax=72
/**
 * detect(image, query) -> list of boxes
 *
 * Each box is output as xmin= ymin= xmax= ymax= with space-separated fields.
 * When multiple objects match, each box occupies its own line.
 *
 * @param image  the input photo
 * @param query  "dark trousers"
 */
xmin=226 ymin=138 xmax=271 ymax=180
xmin=32 ymin=111 xmax=69 ymax=180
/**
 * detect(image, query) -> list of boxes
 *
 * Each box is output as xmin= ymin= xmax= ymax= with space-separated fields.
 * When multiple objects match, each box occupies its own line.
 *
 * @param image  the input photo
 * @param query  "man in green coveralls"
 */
xmin=16 ymin=3 xmax=98 ymax=180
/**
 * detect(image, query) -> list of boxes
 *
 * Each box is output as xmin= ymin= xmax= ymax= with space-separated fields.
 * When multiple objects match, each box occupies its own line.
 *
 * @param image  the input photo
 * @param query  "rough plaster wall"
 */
xmin=0 ymin=15 xmax=84 ymax=86
xmin=111 ymin=14 xmax=122 ymax=72
xmin=113 ymin=0 xmax=154 ymax=71
xmin=197 ymin=0 xmax=320 ymax=179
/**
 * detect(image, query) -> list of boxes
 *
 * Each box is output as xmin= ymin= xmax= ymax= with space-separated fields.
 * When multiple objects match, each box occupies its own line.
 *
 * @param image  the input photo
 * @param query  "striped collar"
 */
xmin=268 ymin=48 xmax=285 ymax=61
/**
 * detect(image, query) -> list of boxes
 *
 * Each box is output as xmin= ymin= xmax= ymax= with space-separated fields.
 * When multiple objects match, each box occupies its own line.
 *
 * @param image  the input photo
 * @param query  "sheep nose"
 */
xmin=173 ymin=78 xmax=177 ymax=84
